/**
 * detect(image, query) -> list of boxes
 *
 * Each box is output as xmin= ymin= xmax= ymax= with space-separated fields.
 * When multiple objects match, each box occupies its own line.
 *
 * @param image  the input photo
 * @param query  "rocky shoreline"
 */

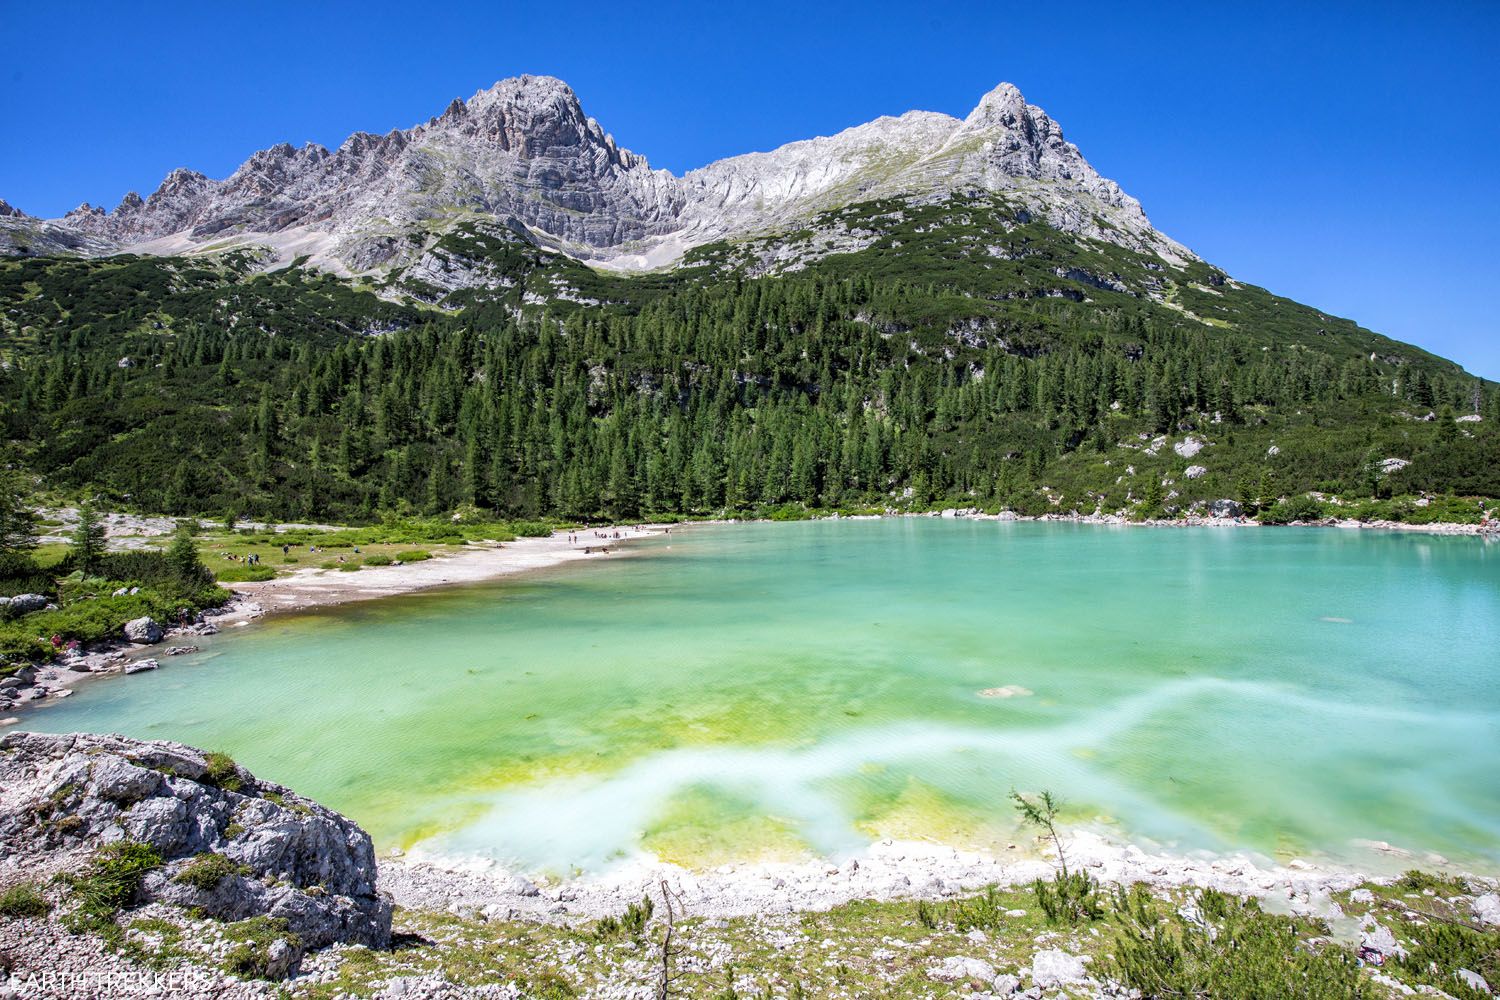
xmin=2 ymin=732 xmax=1496 ymax=998
xmin=879 ymin=505 xmax=1500 ymax=536
xmin=379 ymin=831 xmax=1498 ymax=925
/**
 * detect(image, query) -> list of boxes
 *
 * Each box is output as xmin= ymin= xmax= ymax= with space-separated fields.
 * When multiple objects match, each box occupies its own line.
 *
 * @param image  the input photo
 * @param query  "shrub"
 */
xmin=1394 ymin=869 xmax=1469 ymax=894
xmin=63 ymin=841 xmax=163 ymax=926
xmin=1394 ymin=919 xmax=1500 ymax=1000
xmin=395 ymin=549 xmax=432 ymax=563
xmin=509 ymin=521 xmax=555 ymax=537
xmin=213 ymin=564 xmax=276 ymax=582
xmin=173 ymin=852 xmax=250 ymax=891
xmin=592 ymin=894 xmax=653 ymax=942
xmin=1033 ymin=870 xmax=1104 ymax=925
xmin=222 ymin=916 xmax=302 ymax=980
xmin=1106 ymin=886 xmax=1370 ymax=999
xmin=1259 ymin=494 xmax=1326 ymax=524
xmin=203 ymin=752 xmax=244 ymax=793
xmin=952 ymin=886 xmax=1010 ymax=931
xmin=0 ymin=882 xmax=52 ymax=917
xmin=362 ymin=554 xmax=392 ymax=566
xmin=336 ymin=561 xmax=362 ymax=572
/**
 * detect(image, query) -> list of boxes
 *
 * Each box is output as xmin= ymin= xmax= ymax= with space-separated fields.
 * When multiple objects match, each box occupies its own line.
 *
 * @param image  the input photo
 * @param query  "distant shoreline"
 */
xmin=217 ymin=523 xmax=664 ymax=624
xmin=4 ymin=513 xmax=1487 ymax=726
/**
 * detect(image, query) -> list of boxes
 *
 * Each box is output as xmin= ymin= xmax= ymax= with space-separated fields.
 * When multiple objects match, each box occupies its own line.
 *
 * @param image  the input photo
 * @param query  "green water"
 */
xmin=8 ymin=521 xmax=1498 ymax=873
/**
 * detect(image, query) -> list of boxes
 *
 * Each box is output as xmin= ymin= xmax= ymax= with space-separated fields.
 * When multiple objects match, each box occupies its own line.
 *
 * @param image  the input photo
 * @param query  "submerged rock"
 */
xmin=0 ymin=731 xmax=391 ymax=950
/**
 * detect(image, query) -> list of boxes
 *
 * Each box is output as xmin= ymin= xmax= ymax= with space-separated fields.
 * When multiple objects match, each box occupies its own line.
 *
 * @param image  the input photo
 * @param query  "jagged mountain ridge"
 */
xmin=0 ymin=76 xmax=1188 ymax=275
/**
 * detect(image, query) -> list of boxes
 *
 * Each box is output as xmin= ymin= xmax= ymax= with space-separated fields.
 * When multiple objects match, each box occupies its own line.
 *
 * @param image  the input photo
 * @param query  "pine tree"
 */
xmin=0 ymin=472 xmax=38 ymax=556
xmin=166 ymin=525 xmax=211 ymax=590
xmin=72 ymin=499 xmax=107 ymax=573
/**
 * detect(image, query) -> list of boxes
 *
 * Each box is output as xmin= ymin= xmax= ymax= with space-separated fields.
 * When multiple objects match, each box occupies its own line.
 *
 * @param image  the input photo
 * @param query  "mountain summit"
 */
xmin=0 ymin=76 xmax=1187 ymax=273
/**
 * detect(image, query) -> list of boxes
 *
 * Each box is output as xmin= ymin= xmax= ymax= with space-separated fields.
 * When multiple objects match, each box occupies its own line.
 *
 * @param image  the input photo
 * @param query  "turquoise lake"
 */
xmin=8 ymin=520 xmax=1498 ymax=874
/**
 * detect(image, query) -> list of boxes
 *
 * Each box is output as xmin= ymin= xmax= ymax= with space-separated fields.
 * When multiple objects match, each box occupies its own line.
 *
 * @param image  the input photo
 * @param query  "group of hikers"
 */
xmin=217 ymin=542 xmax=363 ymax=565
xmin=565 ymin=524 xmax=672 ymax=555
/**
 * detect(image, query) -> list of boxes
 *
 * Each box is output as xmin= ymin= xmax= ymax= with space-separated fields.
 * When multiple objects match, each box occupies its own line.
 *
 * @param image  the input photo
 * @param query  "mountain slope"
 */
xmin=1 ymin=78 xmax=1494 ymax=525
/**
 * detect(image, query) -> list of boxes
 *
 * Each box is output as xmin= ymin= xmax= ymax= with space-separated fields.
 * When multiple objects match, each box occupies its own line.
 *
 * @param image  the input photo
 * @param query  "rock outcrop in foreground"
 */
xmin=0 ymin=731 xmax=391 ymax=953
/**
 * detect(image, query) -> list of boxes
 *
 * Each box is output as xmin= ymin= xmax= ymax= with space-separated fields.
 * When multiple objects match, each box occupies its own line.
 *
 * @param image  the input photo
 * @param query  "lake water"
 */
xmin=9 ymin=520 xmax=1498 ymax=875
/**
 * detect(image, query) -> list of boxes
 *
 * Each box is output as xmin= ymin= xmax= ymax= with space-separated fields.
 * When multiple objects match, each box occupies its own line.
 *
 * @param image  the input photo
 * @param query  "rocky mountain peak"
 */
xmin=1 ymin=76 xmax=1188 ymax=271
xmin=0 ymin=198 xmax=24 ymax=218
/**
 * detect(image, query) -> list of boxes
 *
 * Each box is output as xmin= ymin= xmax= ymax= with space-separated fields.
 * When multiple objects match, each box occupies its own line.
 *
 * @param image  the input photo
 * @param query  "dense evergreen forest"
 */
xmin=2 ymin=196 xmax=1496 ymax=523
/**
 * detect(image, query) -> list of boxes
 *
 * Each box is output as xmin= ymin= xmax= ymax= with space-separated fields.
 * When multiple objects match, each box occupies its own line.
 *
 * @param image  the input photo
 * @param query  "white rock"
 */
xmin=123 ymin=616 xmax=163 ymax=644
xmin=992 ymin=972 xmax=1022 ymax=994
xmin=1457 ymin=969 xmax=1491 ymax=993
xmin=1184 ymin=465 xmax=1207 ymax=479
xmin=1031 ymin=948 xmax=1089 ymax=987
xmin=1473 ymin=893 xmax=1500 ymax=925
xmin=1173 ymin=436 xmax=1205 ymax=458
xmin=1360 ymin=922 xmax=1406 ymax=959
xmin=928 ymin=956 xmax=997 ymax=983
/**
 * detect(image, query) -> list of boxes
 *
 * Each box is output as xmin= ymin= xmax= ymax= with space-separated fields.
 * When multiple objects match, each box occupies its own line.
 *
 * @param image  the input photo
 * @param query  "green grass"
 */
xmin=222 ymin=915 xmax=303 ymax=980
xmin=0 ymin=882 xmax=52 ymax=918
xmin=173 ymin=852 xmax=251 ymax=892
xmin=60 ymin=841 xmax=163 ymax=929
xmin=203 ymin=751 xmax=244 ymax=793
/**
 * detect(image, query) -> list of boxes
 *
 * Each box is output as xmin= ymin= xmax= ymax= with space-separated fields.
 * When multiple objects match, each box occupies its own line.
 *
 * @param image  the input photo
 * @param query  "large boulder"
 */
xmin=122 ymin=616 xmax=163 ymax=644
xmin=0 ymin=731 xmax=391 ymax=950
xmin=1209 ymin=498 xmax=1244 ymax=519
xmin=5 ymin=593 xmax=48 ymax=616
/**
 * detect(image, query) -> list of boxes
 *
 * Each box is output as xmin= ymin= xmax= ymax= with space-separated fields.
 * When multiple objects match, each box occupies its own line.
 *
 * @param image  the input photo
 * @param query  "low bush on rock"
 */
xmin=61 ymin=841 xmax=163 ymax=929
xmin=1258 ymin=494 xmax=1327 ymax=524
xmin=213 ymin=563 xmax=276 ymax=582
xmin=202 ymin=750 xmax=244 ymax=792
xmin=173 ymin=852 xmax=251 ymax=892
xmin=222 ymin=915 xmax=303 ymax=980
xmin=592 ymin=895 xmax=653 ymax=942
xmin=1034 ymin=870 xmax=1104 ymax=925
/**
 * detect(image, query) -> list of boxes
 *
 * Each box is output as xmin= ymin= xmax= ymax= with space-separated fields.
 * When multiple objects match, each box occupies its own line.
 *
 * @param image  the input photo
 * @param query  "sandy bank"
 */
xmin=219 ymin=525 xmax=662 ymax=622
xmin=0 ymin=526 xmax=664 ymax=722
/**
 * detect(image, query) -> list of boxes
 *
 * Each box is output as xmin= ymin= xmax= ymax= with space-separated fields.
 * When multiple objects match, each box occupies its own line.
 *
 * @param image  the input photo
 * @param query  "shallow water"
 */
xmin=10 ymin=521 xmax=1499 ymax=874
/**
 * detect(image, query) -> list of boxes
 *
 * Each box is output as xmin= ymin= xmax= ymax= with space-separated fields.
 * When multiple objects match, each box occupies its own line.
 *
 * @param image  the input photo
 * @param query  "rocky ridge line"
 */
xmin=0 ymin=76 xmax=1188 ymax=275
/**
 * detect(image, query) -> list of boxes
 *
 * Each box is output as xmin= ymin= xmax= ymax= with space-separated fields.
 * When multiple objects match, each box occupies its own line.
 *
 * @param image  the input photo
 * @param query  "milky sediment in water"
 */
xmin=11 ymin=521 xmax=1498 ymax=873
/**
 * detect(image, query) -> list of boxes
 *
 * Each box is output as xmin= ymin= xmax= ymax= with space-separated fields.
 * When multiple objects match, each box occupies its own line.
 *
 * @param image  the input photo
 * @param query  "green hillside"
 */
xmin=2 ymin=195 xmax=1496 ymax=524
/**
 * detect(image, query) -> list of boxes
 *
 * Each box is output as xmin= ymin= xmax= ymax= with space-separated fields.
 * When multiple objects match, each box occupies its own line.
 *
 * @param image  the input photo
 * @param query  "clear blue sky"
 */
xmin=2 ymin=1 xmax=1496 ymax=378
